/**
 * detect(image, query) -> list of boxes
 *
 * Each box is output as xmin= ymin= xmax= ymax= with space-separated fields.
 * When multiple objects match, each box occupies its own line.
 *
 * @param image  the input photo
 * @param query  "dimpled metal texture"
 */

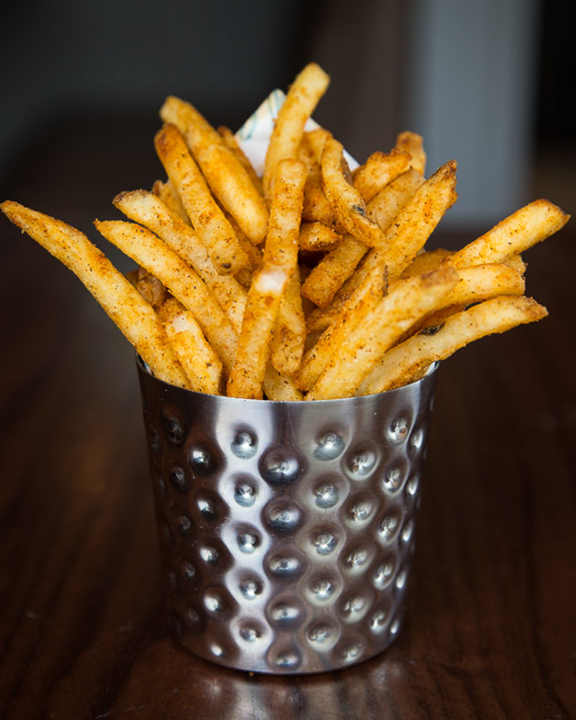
xmin=137 ymin=360 xmax=437 ymax=675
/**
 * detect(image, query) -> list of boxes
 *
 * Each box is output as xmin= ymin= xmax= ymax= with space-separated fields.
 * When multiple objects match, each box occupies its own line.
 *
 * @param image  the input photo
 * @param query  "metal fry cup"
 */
xmin=137 ymin=359 xmax=438 ymax=675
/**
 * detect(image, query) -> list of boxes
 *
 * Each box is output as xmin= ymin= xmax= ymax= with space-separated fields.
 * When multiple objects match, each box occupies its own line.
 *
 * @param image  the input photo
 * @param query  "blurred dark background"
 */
xmin=0 ymin=0 xmax=574 ymax=252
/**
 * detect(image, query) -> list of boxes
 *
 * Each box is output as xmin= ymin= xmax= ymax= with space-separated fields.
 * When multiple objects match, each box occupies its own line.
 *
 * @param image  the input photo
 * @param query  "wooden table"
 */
xmin=1 ymin=119 xmax=575 ymax=719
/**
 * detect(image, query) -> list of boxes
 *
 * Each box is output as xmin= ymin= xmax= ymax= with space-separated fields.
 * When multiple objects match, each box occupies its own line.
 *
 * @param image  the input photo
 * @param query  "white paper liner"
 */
xmin=235 ymin=90 xmax=358 ymax=177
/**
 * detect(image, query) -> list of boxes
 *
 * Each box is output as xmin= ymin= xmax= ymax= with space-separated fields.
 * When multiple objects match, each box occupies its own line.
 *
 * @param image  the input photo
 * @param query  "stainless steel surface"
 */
xmin=137 ymin=361 xmax=438 ymax=674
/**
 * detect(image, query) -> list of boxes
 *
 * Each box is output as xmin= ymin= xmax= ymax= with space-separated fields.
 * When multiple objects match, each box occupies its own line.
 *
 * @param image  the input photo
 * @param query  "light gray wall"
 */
xmin=405 ymin=0 xmax=541 ymax=227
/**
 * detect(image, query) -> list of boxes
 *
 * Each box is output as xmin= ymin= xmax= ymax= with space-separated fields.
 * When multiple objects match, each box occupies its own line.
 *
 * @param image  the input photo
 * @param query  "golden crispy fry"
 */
xmin=380 ymin=160 xmax=458 ymax=280
xmin=264 ymin=364 xmax=304 ymax=401
xmin=217 ymin=125 xmax=263 ymax=195
xmin=352 ymin=149 xmax=412 ymax=202
xmin=398 ymin=248 xmax=454 ymax=279
xmin=395 ymin=131 xmax=427 ymax=175
xmin=428 ymin=262 xmax=525 ymax=306
xmin=113 ymin=189 xmax=247 ymax=333
xmin=223 ymin=210 xmax=263 ymax=283
xmin=358 ymin=296 xmax=548 ymax=394
xmin=302 ymin=169 xmax=338 ymax=227
xmin=444 ymin=199 xmax=570 ymax=269
xmin=154 ymin=123 xmax=248 ymax=273
xmin=160 ymin=97 xmax=268 ymax=245
xmin=1 ymin=201 xmax=190 ymax=390
xmin=303 ymin=128 xmax=332 ymax=161
xmin=503 ymin=254 xmax=527 ymax=275
xmin=158 ymin=298 xmax=223 ymax=395
xmin=270 ymin=268 xmax=306 ymax=376
xmin=95 ymin=219 xmax=238 ymax=373
xmin=134 ymin=267 xmax=168 ymax=309
xmin=227 ymin=159 xmax=307 ymax=399
xmin=301 ymin=236 xmax=367 ymax=308
xmin=299 ymin=130 xmax=340 ymax=228
xmin=263 ymin=63 xmax=330 ymax=199
xmin=321 ymin=137 xmax=385 ymax=248
xmin=297 ymin=256 xmax=387 ymax=391
xmin=226 ymin=267 xmax=289 ymax=399
xmin=299 ymin=222 xmax=342 ymax=252
xmin=301 ymin=168 xmax=424 ymax=308
xmin=151 ymin=179 xmax=189 ymax=223
xmin=367 ymin=168 xmax=426 ymax=230
xmin=305 ymin=302 xmax=339 ymax=337
xmin=262 ymin=159 xmax=307 ymax=270
xmin=306 ymin=267 xmax=460 ymax=400
xmin=394 ymin=262 xmax=526 ymax=339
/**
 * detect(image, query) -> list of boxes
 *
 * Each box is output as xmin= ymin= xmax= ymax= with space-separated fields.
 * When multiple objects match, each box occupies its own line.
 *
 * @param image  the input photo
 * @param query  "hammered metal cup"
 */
xmin=137 ymin=359 xmax=438 ymax=675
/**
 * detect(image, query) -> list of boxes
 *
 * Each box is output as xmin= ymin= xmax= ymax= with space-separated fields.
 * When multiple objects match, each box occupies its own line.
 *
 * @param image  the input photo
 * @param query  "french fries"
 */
xmin=94 ymin=219 xmax=238 ymax=373
xmin=154 ymin=123 xmax=248 ymax=274
xmin=443 ymin=199 xmax=568 ymax=269
xmin=0 ymin=62 xmax=569 ymax=402
xmin=357 ymin=296 xmax=548 ymax=395
xmin=226 ymin=158 xmax=307 ymax=399
xmin=263 ymin=63 xmax=330 ymax=199
xmin=1 ymin=201 xmax=190 ymax=390
xmin=305 ymin=267 xmax=460 ymax=400
xmin=160 ymin=96 xmax=268 ymax=245
xmin=321 ymin=136 xmax=386 ymax=248
xmin=158 ymin=298 xmax=224 ymax=395
xmin=113 ymin=189 xmax=247 ymax=332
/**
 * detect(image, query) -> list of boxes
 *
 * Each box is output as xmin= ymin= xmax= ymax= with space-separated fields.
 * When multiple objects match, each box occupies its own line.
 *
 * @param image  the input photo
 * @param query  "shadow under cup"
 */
xmin=137 ymin=359 xmax=438 ymax=675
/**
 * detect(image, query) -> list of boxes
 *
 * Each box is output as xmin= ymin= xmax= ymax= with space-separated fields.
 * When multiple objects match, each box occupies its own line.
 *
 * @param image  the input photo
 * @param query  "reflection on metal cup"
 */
xmin=137 ymin=359 xmax=437 ymax=674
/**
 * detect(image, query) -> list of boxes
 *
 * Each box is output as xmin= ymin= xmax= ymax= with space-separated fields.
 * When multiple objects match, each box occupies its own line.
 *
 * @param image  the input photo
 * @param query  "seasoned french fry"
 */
xmin=263 ymin=62 xmax=330 ymax=199
xmin=424 ymin=262 xmax=525 ymax=307
xmin=358 ymin=296 xmax=548 ymax=394
xmin=301 ymin=168 xmax=424 ymax=308
xmin=158 ymin=298 xmax=223 ymax=395
xmin=160 ymin=96 xmax=268 ymax=245
xmin=303 ymin=128 xmax=332 ymax=161
xmin=299 ymin=222 xmax=342 ymax=252
xmin=217 ymin=125 xmax=263 ymax=195
xmin=264 ymin=364 xmax=304 ymax=401
xmin=154 ymin=123 xmax=248 ymax=273
xmin=503 ymin=254 xmax=527 ymax=275
xmin=444 ymin=199 xmax=570 ymax=269
xmin=227 ymin=159 xmax=307 ymax=399
xmin=398 ymin=248 xmax=454 ymax=279
xmin=394 ymin=262 xmax=526 ymax=339
xmin=321 ymin=136 xmax=385 ymax=248
xmin=302 ymin=169 xmax=338 ymax=227
xmin=133 ymin=267 xmax=168 ymax=309
xmin=367 ymin=168 xmax=426 ymax=230
xmin=1 ymin=201 xmax=190 ymax=390
xmin=223 ymin=210 xmax=263 ymax=282
xmin=261 ymin=159 xmax=307 ymax=271
xmin=352 ymin=149 xmax=412 ymax=202
xmin=95 ymin=219 xmax=238 ymax=373
xmin=301 ymin=236 xmax=367 ymax=308
xmin=378 ymin=160 xmax=458 ymax=280
xmin=297 ymin=256 xmax=387 ymax=391
xmin=306 ymin=267 xmax=460 ymax=400
xmin=113 ymin=189 xmax=247 ymax=333
xmin=300 ymin=130 xmax=339 ymax=228
xmin=226 ymin=267 xmax=289 ymax=399
xmin=270 ymin=268 xmax=306 ymax=376
xmin=395 ymin=131 xmax=427 ymax=175
xmin=151 ymin=179 xmax=189 ymax=223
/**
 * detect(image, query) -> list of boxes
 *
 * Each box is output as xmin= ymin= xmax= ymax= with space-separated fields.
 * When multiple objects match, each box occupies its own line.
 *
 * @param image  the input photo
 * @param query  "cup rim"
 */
xmin=136 ymin=356 xmax=439 ymax=407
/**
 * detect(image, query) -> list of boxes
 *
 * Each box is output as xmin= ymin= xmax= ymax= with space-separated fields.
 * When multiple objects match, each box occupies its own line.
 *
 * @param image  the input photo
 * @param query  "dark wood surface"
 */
xmin=1 ymin=119 xmax=575 ymax=719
